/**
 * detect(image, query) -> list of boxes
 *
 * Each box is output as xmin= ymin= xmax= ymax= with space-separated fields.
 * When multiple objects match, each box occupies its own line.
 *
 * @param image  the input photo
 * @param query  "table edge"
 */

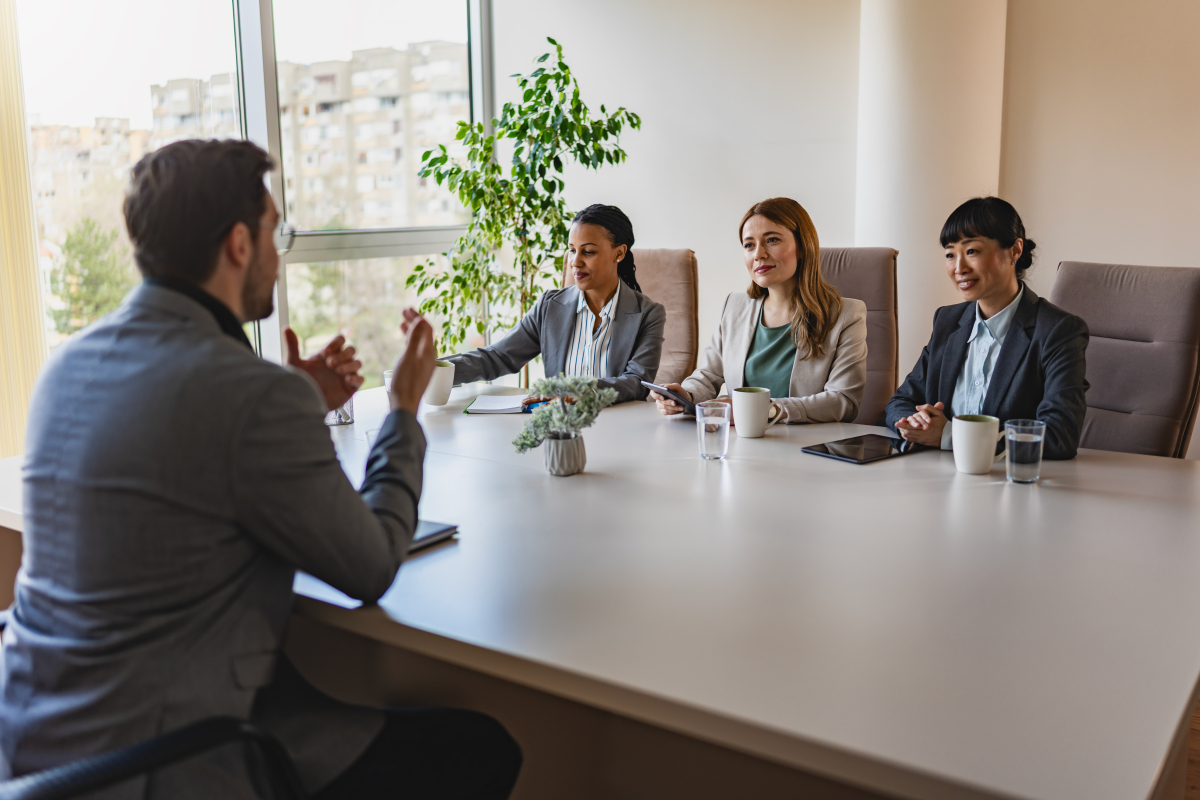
xmin=292 ymin=594 xmax=1032 ymax=800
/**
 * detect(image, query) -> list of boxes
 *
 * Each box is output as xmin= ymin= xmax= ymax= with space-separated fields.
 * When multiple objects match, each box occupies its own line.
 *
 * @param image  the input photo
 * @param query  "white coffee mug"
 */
xmin=952 ymin=414 xmax=1007 ymax=474
xmin=422 ymin=361 xmax=455 ymax=406
xmin=732 ymin=387 xmax=782 ymax=438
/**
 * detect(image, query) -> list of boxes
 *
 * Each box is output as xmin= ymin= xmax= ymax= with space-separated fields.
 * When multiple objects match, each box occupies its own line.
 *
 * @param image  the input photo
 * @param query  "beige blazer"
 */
xmin=682 ymin=292 xmax=868 ymax=423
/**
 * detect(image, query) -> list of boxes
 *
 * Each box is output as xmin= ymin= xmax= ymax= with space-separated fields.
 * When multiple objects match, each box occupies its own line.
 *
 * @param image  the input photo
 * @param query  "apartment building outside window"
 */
xmin=16 ymin=0 xmax=489 ymax=367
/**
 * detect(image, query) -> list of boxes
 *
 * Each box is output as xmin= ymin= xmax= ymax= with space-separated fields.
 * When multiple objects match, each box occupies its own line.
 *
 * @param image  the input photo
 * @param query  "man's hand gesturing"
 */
xmin=392 ymin=309 xmax=436 ymax=414
xmin=285 ymin=328 xmax=365 ymax=411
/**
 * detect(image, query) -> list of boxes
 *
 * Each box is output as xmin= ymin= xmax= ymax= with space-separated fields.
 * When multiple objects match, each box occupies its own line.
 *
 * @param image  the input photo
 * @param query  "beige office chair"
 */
xmin=563 ymin=248 xmax=699 ymax=386
xmin=820 ymin=247 xmax=899 ymax=425
xmin=1049 ymin=261 xmax=1200 ymax=458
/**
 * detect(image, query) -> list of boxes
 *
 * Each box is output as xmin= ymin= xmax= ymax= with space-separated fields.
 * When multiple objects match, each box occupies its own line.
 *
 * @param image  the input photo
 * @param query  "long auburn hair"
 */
xmin=740 ymin=198 xmax=842 ymax=360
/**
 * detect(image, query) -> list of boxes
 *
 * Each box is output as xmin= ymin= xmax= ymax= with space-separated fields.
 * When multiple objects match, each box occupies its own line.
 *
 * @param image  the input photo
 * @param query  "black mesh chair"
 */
xmin=0 ymin=611 xmax=305 ymax=800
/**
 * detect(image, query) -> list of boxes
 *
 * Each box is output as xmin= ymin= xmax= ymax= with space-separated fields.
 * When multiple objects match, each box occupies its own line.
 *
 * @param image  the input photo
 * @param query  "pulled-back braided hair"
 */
xmin=570 ymin=204 xmax=641 ymax=293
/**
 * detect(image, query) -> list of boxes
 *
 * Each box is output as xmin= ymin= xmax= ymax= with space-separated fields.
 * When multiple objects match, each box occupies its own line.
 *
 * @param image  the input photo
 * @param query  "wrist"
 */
xmin=393 ymin=395 xmax=420 ymax=415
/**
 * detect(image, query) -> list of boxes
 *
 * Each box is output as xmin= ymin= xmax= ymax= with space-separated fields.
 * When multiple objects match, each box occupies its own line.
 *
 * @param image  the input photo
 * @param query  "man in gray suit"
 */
xmin=0 ymin=139 xmax=521 ymax=799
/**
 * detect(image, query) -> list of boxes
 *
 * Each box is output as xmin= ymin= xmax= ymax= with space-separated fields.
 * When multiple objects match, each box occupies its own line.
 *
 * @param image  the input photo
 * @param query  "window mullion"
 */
xmin=235 ymin=0 xmax=288 ymax=361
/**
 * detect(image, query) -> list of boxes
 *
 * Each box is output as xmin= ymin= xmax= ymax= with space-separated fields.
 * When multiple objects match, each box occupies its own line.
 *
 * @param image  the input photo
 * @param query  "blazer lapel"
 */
xmin=542 ymin=287 xmax=579 ymax=377
xmin=982 ymin=286 xmax=1037 ymax=416
xmin=605 ymin=284 xmax=643 ymax=378
xmin=938 ymin=304 xmax=976 ymax=409
xmin=726 ymin=297 xmax=761 ymax=392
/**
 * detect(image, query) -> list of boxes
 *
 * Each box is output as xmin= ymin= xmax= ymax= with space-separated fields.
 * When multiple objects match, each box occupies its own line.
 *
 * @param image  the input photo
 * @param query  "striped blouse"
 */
xmin=563 ymin=282 xmax=621 ymax=378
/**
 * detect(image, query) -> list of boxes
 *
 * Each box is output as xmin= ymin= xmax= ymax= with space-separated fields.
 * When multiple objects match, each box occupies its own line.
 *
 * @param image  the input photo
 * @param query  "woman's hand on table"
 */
xmin=650 ymin=384 xmax=692 ymax=416
xmin=522 ymin=395 xmax=576 ymax=408
xmin=895 ymin=401 xmax=946 ymax=447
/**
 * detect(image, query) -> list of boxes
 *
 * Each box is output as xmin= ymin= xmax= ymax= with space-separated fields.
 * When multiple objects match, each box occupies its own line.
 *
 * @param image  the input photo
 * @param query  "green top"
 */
xmin=743 ymin=306 xmax=796 ymax=399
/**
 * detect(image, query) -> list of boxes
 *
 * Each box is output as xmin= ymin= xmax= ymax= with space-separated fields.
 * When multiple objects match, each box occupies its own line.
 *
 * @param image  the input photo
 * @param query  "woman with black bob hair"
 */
xmin=443 ymin=204 xmax=666 ymax=402
xmin=884 ymin=197 xmax=1089 ymax=459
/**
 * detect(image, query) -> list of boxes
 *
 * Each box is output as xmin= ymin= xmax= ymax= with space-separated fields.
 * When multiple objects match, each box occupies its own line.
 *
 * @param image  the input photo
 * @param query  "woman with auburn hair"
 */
xmin=652 ymin=197 xmax=868 ymax=423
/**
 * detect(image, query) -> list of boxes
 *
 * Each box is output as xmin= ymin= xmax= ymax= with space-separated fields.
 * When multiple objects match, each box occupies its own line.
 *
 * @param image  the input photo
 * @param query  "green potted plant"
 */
xmin=407 ymin=38 xmax=640 ymax=385
xmin=513 ymin=376 xmax=618 ymax=476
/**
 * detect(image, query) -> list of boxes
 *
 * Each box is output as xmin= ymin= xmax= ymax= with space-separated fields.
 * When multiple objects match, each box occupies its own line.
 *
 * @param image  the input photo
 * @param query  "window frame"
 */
xmin=232 ymin=0 xmax=491 ymax=361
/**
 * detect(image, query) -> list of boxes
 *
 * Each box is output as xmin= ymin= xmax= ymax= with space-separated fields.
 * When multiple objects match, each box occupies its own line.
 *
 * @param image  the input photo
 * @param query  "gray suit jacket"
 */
xmin=0 ymin=284 xmax=424 ymax=798
xmin=446 ymin=284 xmax=667 ymax=402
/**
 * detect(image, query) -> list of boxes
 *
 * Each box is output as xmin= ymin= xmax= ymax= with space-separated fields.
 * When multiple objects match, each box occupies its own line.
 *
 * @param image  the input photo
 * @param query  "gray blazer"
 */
xmin=0 ymin=284 xmax=424 ymax=798
xmin=447 ymin=284 xmax=667 ymax=402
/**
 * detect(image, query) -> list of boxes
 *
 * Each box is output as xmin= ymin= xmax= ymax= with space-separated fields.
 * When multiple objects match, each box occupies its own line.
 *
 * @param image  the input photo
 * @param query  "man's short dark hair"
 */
xmin=123 ymin=139 xmax=275 ymax=283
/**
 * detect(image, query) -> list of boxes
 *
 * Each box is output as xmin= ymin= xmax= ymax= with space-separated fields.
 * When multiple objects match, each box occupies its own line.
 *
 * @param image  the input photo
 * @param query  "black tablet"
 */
xmin=801 ymin=434 xmax=926 ymax=465
xmin=409 ymin=520 xmax=457 ymax=554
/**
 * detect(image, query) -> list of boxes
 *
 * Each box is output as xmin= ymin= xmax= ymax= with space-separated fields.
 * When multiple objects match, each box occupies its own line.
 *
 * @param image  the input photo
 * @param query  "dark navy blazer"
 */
xmin=885 ymin=284 xmax=1089 ymax=460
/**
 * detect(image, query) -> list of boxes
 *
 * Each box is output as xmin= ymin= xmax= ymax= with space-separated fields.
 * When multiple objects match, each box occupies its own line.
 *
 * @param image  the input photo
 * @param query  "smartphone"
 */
xmin=641 ymin=381 xmax=697 ymax=416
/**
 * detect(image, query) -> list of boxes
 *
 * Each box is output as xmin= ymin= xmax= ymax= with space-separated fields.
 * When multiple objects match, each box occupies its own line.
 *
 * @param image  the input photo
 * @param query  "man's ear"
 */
xmin=222 ymin=221 xmax=255 ymax=273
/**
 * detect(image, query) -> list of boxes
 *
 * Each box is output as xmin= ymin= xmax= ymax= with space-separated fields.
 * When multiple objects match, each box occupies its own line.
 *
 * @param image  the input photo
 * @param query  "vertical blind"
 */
xmin=0 ymin=0 xmax=46 ymax=458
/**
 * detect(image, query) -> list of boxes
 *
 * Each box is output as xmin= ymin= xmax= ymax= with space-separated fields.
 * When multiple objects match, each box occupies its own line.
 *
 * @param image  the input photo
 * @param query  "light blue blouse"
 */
xmin=940 ymin=287 xmax=1024 ymax=450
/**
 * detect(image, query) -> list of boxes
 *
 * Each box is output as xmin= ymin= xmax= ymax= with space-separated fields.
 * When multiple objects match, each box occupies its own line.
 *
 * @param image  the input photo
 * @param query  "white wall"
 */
xmin=999 ymin=0 xmax=1200 ymax=456
xmin=855 ymin=0 xmax=1008 ymax=372
xmin=1000 ymin=0 xmax=1200 ymax=296
xmin=491 ymin=0 xmax=862 ymax=351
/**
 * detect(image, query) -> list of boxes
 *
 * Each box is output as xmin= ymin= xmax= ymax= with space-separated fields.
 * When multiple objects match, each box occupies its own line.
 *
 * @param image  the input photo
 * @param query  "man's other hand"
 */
xmin=393 ymin=310 xmax=436 ymax=414
xmin=285 ymin=328 xmax=364 ymax=412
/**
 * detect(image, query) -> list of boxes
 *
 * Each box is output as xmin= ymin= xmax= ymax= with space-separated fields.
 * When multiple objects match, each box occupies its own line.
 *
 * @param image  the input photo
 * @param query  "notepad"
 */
xmin=464 ymin=394 xmax=528 ymax=414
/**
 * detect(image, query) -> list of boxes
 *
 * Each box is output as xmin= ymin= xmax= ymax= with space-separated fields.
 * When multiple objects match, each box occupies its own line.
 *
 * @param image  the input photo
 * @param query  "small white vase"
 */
xmin=544 ymin=433 xmax=586 ymax=476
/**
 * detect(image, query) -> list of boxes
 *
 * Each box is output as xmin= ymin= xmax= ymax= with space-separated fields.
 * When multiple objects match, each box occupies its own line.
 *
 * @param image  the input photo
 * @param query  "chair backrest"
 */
xmin=1050 ymin=261 xmax=1200 ymax=458
xmin=820 ymin=247 xmax=899 ymax=425
xmin=563 ymin=248 xmax=699 ymax=386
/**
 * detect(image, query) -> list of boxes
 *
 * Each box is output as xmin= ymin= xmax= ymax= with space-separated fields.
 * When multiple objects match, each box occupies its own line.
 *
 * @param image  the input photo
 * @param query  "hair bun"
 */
xmin=1016 ymin=237 xmax=1036 ymax=279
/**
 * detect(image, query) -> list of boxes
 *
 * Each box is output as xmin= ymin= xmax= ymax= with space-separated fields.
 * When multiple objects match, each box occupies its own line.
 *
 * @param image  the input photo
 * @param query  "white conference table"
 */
xmin=297 ymin=386 xmax=1200 ymax=800
xmin=3 ymin=387 xmax=1200 ymax=800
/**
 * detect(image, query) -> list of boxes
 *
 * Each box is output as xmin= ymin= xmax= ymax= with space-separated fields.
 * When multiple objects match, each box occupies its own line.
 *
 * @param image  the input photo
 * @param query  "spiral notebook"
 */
xmin=464 ymin=395 xmax=528 ymax=414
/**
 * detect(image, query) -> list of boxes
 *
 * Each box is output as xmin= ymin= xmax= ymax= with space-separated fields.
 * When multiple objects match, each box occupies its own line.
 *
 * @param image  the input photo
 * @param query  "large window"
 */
xmin=15 ymin=0 xmax=487 ymax=363
xmin=16 ymin=0 xmax=242 ymax=347
xmin=287 ymin=255 xmax=448 ymax=389
xmin=272 ymin=0 xmax=471 ymax=232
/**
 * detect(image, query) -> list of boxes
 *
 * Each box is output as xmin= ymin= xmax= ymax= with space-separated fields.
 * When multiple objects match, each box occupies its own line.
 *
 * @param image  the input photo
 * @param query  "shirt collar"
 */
xmin=575 ymin=280 xmax=621 ymax=320
xmin=143 ymin=277 xmax=254 ymax=351
xmin=968 ymin=285 xmax=1024 ymax=344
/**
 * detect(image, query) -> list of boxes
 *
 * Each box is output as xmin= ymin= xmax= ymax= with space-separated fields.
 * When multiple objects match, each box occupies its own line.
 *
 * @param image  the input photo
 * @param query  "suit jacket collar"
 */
xmin=940 ymin=283 xmax=1038 ymax=414
xmin=982 ymin=283 xmax=1039 ymax=415
xmin=938 ymin=303 xmax=976 ymax=406
xmin=605 ymin=280 xmax=644 ymax=378
xmin=543 ymin=286 xmax=581 ymax=377
xmin=724 ymin=296 xmax=763 ymax=392
xmin=142 ymin=278 xmax=254 ymax=350
xmin=128 ymin=282 xmax=224 ymax=336
xmin=544 ymin=283 xmax=646 ymax=378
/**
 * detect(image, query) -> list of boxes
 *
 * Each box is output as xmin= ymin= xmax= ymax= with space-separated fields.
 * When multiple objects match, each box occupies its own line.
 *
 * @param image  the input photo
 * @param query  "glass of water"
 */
xmin=383 ymin=369 xmax=394 ymax=406
xmin=697 ymin=401 xmax=731 ymax=460
xmin=1005 ymin=419 xmax=1046 ymax=483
